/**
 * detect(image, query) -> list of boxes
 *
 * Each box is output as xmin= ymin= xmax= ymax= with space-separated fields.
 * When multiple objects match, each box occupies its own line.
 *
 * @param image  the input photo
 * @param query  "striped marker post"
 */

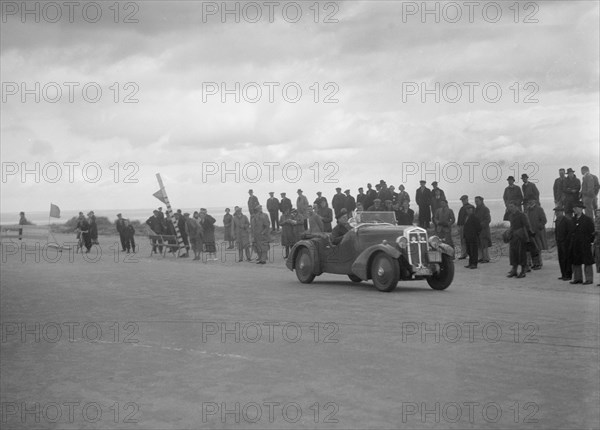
xmin=156 ymin=173 xmax=186 ymax=255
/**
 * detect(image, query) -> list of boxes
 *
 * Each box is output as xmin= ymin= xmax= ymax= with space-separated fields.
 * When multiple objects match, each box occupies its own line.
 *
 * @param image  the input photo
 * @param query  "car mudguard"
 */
xmin=438 ymin=243 xmax=455 ymax=259
xmin=287 ymin=240 xmax=323 ymax=275
xmin=351 ymin=244 xmax=401 ymax=281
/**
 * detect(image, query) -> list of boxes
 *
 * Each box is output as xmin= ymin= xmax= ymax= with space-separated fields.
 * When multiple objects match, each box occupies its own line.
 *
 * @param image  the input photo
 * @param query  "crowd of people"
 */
xmin=24 ymin=164 xmax=595 ymax=284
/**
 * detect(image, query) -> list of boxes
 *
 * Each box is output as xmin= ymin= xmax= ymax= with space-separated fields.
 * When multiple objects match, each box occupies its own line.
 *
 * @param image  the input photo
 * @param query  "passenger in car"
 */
xmin=332 ymin=209 xmax=350 ymax=245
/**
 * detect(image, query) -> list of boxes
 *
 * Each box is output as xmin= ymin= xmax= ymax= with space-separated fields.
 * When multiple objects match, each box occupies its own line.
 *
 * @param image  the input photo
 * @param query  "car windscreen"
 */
xmin=350 ymin=211 xmax=397 ymax=225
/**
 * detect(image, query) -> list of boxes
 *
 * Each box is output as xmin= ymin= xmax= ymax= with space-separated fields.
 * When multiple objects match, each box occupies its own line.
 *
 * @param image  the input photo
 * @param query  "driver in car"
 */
xmin=331 ymin=209 xmax=351 ymax=245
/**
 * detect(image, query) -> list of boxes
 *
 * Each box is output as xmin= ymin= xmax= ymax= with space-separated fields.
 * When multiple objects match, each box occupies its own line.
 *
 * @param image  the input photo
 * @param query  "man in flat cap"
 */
xmin=554 ymin=206 xmax=573 ymax=280
xmin=415 ymin=180 xmax=432 ymax=229
xmin=247 ymin=189 xmax=260 ymax=219
xmin=456 ymin=195 xmax=470 ymax=259
xmin=115 ymin=213 xmax=127 ymax=252
xmin=332 ymin=187 xmax=347 ymax=219
xmin=279 ymin=192 xmax=292 ymax=216
xmin=521 ymin=174 xmax=539 ymax=207
xmin=569 ymin=202 xmax=595 ymax=284
xmin=266 ymin=191 xmax=280 ymax=232
xmin=344 ymin=189 xmax=356 ymax=217
xmin=563 ymin=168 xmax=581 ymax=213
xmin=503 ymin=176 xmax=523 ymax=221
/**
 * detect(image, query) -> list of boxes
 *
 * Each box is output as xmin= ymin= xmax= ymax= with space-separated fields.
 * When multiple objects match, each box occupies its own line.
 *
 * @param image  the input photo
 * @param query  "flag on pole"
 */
xmin=153 ymin=189 xmax=167 ymax=204
xmin=49 ymin=203 xmax=61 ymax=218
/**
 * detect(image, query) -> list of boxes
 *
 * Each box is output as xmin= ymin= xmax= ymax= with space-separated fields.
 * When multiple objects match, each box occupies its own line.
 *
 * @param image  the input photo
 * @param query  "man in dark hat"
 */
xmin=462 ymin=204 xmax=481 ymax=269
xmin=331 ymin=209 xmax=350 ymax=245
xmin=503 ymin=176 xmax=523 ymax=220
xmin=554 ymin=206 xmax=573 ymax=280
xmin=521 ymin=174 xmax=539 ymax=207
xmin=115 ymin=213 xmax=127 ymax=252
xmin=279 ymin=192 xmax=292 ymax=215
xmin=344 ymin=189 xmax=356 ymax=216
xmin=332 ymin=187 xmax=347 ymax=219
xmin=415 ymin=180 xmax=432 ymax=228
xmin=570 ymin=202 xmax=595 ymax=284
xmin=266 ymin=191 xmax=280 ymax=232
xmin=314 ymin=191 xmax=327 ymax=208
xmin=456 ymin=195 xmax=470 ymax=259
xmin=563 ymin=168 xmax=581 ymax=213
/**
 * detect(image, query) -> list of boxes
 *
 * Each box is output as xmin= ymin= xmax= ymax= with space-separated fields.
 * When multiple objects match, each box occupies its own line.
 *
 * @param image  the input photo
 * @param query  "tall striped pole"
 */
xmin=156 ymin=173 xmax=186 ymax=254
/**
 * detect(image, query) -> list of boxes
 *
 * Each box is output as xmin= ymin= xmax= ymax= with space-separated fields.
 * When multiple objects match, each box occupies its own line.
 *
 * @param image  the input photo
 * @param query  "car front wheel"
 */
xmin=371 ymin=252 xmax=399 ymax=292
xmin=295 ymin=247 xmax=316 ymax=284
xmin=427 ymin=254 xmax=454 ymax=290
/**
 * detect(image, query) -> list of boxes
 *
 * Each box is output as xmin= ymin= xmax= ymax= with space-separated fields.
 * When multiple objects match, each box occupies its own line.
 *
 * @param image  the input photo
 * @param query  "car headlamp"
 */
xmin=428 ymin=235 xmax=441 ymax=249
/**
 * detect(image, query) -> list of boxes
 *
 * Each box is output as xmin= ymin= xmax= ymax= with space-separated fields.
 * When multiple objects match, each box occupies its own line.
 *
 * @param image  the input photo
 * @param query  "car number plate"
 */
xmin=428 ymin=251 xmax=442 ymax=262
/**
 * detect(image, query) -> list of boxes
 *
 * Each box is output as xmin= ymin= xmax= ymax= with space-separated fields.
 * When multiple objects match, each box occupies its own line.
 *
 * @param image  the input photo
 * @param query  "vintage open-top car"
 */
xmin=286 ymin=211 xmax=455 ymax=292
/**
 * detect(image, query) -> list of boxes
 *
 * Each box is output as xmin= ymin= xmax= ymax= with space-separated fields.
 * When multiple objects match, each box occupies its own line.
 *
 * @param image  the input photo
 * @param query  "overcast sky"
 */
xmin=1 ymin=0 xmax=599 ymax=214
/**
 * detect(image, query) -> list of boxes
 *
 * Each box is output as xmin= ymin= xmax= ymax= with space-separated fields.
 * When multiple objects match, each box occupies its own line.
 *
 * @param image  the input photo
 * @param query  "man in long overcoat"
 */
xmin=232 ymin=207 xmax=251 ymax=262
xmin=506 ymin=201 xmax=530 ymax=278
xmin=503 ymin=176 xmax=523 ymax=220
xmin=296 ymin=189 xmax=310 ymax=230
xmin=415 ymin=180 xmax=432 ymax=229
xmin=331 ymin=187 xmax=347 ymax=219
xmin=474 ymin=196 xmax=491 ymax=263
xmin=266 ymin=192 xmax=280 ymax=232
xmin=434 ymin=199 xmax=455 ymax=247
xmin=462 ymin=204 xmax=481 ymax=269
xmin=526 ymin=200 xmax=548 ymax=269
xmin=563 ymin=168 xmax=581 ymax=212
xmin=279 ymin=192 xmax=292 ymax=215
xmin=569 ymin=202 xmax=595 ymax=284
xmin=251 ymin=205 xmax=271 ymax=264
xmin=554 ymin=206 xmax=573 ymax=280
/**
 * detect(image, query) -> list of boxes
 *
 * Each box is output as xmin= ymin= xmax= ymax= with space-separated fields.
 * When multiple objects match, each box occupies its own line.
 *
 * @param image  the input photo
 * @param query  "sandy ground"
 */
xmin=1 ymin=234 xmax=599 ymax=429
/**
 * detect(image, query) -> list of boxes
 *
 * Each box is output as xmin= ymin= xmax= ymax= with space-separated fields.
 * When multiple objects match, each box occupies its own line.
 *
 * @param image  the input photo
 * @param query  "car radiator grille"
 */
xmin=408 ymin=231 xmax=429 ymax=268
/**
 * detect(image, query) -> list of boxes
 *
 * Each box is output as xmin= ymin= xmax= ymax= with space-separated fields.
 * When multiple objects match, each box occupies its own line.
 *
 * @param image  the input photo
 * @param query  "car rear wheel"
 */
xmin=295 ymin=247 xmax=316 ymax=284
xmin=427 ymin=254 xmax=454 ymax=290
xmin=348 ymin=274 xmax=362 ymax=283
xmin=371 ymin=252 xmax=399 ymax=292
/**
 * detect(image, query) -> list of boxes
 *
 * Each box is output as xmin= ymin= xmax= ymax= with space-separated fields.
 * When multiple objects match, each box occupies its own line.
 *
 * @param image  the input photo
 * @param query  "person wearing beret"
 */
xmin=415 ymin=180 xmax=432 ymax=229
xmin=331 ymin=210 xmax=351 ymax=246
xmin=503 ymin=176 xmax=523 ymax=221
xmin=554 ymin=206 xmax=574 ymax=280
xmin=569 ymin=202 xmax=595 ymax=284
xmin=562 ymin=168 xmax=581 ymax=213
xmin=344 ymin=189 xmax=356 ymax=217
xmin=266 ymin=192 xmax=280 ymax=232
xmin=521 ymin=174 xmax=540 ymax=208
xmin=462 ymin=204 xmax=481 ymax=269
xmin=331 ymin=187 xmax=347 ymax=219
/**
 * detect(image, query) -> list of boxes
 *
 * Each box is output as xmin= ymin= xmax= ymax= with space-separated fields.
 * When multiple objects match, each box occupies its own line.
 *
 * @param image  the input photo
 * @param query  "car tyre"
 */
xmin=427 ymin=254 xmax=454 ymax=290
xmin=295 ymin=247 xmax=316 ymax=284
xmin=371 ymin=252 xmax=399 ymax=292
xmin=348 ymin=274 xmax=363 ymax=283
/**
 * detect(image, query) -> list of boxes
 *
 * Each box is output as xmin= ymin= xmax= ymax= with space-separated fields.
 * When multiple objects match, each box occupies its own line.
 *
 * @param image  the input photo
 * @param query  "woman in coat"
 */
xmin=280 ymin=208 xmax=298 ymax=259
xmin=223 ymin=208 xmax=234 ymax=249
xmin=507 ymin=201 xmax=530 ymax=278
xmin=199 ymin=208 xmax=217 ymax=261
xmin=318 ymin=200 xmax=333 ymax=232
